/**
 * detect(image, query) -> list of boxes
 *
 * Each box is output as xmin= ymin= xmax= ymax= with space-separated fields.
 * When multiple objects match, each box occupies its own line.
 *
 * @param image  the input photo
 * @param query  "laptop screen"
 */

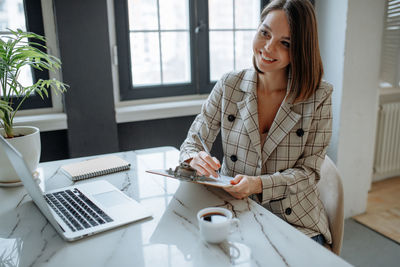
xmin=0 ymin=135 xmax=63 ymax=232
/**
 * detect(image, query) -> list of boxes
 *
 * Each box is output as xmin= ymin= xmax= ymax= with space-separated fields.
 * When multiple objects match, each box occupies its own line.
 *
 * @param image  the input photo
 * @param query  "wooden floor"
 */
xmin=353 ymin=176 xmax=400 ymax=244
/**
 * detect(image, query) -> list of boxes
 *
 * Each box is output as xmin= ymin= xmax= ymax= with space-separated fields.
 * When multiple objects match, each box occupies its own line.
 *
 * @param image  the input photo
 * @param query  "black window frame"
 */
xmin=115 ymin=0 xmax=269 ymax=101
xmin=4 ymin=0 xmax=52 ymax=110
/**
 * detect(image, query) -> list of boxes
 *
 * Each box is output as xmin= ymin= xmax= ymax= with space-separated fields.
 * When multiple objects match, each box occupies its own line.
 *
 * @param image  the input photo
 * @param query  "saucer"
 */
xmin=0 ymin=171 xmax=40 ymax=188
xmin=0 ymin=180 xmax=23 ymax=187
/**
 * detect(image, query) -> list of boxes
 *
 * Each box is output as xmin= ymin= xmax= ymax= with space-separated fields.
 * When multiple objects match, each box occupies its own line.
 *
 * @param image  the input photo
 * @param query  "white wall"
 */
xmin=316 ymin=0 xmax=386 ymax=218
xmin=315 ymin=0 xmax=348 ymax=164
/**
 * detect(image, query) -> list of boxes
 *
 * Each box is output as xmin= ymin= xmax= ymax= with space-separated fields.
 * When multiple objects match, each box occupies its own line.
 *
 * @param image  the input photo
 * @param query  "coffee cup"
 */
xmin=197 ymin=207 xmax=240 ymax=243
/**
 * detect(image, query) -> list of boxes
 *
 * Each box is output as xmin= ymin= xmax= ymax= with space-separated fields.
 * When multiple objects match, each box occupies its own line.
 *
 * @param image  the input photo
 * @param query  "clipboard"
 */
xmin=146 ymin=162 xmax=233 ymax=188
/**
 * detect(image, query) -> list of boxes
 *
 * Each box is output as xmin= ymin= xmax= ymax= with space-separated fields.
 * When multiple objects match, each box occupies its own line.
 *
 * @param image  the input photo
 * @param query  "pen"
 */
xmin=196 ymin=132 xmax=220 ymax=178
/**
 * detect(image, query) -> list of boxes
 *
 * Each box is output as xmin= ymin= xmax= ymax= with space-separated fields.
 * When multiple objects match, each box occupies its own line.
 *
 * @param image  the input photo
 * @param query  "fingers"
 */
xmin=198 ymin=151 xmax=220 ymax=177
xmin=223 ymin=185 xmax=245 ymax=199
xmin=230 ymin=174 xmax=243 ymax=185
xmin=199 ymin=151 xmax=220 ymax=169
xmin=190 ymin=151 xmax=220 ymax=177
xmin=212 ymin=157 xmax=221 ymax=168
xmin=193 ymin=163 xmax=209 ymax=177
xmin=224 ymin=175 xmax=253 ymax=199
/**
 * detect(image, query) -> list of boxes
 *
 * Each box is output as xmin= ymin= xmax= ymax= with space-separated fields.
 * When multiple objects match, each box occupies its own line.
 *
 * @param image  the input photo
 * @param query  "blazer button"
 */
xmin=296 ymin=128 xmax=304 ymax=137
xmin=228 ymin=114 xmax=236 ymax=122
xmin=285 ymin=208 xmax=292 ymax=215
xmin=230 ymin=155 xmax=238 ymax=162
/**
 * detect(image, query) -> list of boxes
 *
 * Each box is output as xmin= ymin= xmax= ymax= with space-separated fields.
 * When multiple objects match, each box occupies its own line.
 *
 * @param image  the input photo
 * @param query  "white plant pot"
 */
xmin=0 ymin=126 xmax=41 ymax=183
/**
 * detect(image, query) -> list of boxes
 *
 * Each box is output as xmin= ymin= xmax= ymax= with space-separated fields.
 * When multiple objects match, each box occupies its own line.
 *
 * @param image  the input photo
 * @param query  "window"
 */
xmin=0 ymin=0 xmax=51 ymax=109
xmin=380 ymin=0 xmax=400 ymax=89
xmin=115 ymin=0 xmax=268 ymax=100
xmin=127 ymin=0 xmax=191 ymax=86
xmin=208 ymin=0 xmax=261 ymax=81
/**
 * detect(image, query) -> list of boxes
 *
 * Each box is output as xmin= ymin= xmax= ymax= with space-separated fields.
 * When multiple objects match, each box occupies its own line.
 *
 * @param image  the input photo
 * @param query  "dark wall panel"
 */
xmin=118 ymin=116 xmax=223 ymax=161
xmin=118 ymin=116 xmax=196 ymax=151
xmin=53 ymin=0 xmax=119 ymax=158
xmin=39 ymin=130 xmax=69 ymax=162
xmin=39 ymin=116 xmax=224 ymax=162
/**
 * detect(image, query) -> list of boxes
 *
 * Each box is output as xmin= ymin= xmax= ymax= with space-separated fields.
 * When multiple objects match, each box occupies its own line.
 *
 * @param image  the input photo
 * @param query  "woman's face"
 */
xmin=253 ymin=10 xmax=291 ymax=74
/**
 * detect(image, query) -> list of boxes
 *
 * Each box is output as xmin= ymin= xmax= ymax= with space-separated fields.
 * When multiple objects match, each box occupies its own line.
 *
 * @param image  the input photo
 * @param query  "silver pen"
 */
xmin=196 ymin=132 xmax=220 ymax=178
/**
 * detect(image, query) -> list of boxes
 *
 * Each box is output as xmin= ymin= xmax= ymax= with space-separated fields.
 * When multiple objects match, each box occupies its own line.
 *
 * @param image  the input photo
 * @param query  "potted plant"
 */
xmin=0 ymin=29 xmax=67 ymax=184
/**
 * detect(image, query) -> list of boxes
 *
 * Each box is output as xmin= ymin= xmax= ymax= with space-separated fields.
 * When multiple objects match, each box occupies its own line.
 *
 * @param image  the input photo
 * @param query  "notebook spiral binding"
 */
xmin=74 ymin=165 xmax=131 ymax=181
xmin=60 ymin=155 xmax=131 ymax=181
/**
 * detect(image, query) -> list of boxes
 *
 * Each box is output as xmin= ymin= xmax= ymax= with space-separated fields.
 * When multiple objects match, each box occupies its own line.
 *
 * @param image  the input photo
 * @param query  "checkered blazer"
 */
xmin=180 ymin=69 xmax=333 ymax=244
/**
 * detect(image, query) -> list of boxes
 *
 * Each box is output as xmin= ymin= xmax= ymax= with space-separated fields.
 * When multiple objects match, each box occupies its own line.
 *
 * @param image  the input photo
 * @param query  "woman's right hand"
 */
xmin=187 ymin=151 xmax=221 ymax=178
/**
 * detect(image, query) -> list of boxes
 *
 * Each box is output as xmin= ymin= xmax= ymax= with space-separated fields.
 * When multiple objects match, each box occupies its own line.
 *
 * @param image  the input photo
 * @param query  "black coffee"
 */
xmin=201 ymin=212 xmax=228 ymax=223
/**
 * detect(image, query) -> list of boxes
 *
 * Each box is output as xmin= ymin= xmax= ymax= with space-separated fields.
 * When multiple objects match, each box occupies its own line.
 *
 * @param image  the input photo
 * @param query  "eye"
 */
xmin=281 ymin=41 xmax=290 ymax=48
xmin=260 ymin=30 xmax=270 ymax=38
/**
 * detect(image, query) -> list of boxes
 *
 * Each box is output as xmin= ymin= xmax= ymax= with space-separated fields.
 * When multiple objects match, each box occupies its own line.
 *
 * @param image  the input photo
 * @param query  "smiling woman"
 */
xmin=180 ymin=0 xmax=333 ymax=249
xmin=252 ymin=10 xmax=291 ymax=77
xmin=254 ymin=0 xmax=323 ymax=102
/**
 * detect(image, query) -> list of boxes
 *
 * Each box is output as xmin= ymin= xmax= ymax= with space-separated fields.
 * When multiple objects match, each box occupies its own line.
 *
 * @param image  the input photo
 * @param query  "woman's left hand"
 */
xmin=223 ymin=175 xmax=262 ymax=199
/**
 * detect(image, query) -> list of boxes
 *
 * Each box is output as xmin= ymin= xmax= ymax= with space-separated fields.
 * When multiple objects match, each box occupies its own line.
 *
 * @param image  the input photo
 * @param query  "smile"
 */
xmin=261 ymin=54 xmax=277 ymax=62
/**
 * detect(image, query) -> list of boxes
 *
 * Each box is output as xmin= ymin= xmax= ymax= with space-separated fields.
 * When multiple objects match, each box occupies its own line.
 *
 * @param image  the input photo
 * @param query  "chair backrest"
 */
xmin=318 ymin=155 xmax=344 ymax=255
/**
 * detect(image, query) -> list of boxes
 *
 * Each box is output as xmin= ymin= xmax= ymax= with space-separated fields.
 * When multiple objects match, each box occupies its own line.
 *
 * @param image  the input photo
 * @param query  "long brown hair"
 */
xmin=255 ymin=0 xmax=323 ymax=102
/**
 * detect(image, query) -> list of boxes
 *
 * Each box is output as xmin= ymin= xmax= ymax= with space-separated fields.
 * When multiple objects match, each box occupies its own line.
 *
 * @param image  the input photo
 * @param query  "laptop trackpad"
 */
xmin=93 ymin=191 xmax=130 ymax=208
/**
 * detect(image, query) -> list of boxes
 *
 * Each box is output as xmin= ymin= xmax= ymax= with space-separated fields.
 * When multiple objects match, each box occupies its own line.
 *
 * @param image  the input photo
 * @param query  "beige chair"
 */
xmin=318 ymin=155 xmax=344 ymax=255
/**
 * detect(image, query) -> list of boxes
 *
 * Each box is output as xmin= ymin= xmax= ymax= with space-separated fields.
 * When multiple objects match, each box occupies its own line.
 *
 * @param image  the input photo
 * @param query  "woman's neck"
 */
xmin=257 ymin=69 xmax=288 ymax=93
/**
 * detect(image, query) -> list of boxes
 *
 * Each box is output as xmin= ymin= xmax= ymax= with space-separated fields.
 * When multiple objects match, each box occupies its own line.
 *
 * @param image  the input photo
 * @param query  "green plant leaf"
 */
xmin=1 ymin=28 xmax=68 ymax=128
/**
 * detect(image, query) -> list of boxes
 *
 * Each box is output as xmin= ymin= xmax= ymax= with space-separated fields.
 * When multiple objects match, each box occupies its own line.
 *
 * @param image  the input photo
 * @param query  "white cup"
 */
xmin=197 ymin=207 xmax=240 ymax=243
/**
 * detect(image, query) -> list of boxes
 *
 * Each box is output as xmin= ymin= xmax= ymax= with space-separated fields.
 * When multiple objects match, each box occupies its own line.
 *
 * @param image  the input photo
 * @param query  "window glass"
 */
xmin=161 ymin=32 xmax=191 ymax=84
xmin=208 ymin=0 xmax=260 ymax=81
xmin=128 ymin=0 xmax=158 ymax=31
xmin=127 ymin=0 xmax=191 ymax=87
xmin=209 ymin=31 xmax=234 ymax=81
xmin=209 ymin=0 xmax=233 ymax=30
xmin=159 ymin=0 xmax=189 ymax=30
xmin=117 ymin=0 xmax=263 ymax=99
xmin=0 ymin=0 xmax=26 ymax=31
xmin=130 ymin=32 xmax=161 ymax=86
xmin=380 ymin=0 xmax=400 ymax=88
xmin=0 ymin=0 xmax=33 ymax=96
xmin=235 ymin=30 xmax=256 ymax=70
xmin=235 ymin=0 xmax=260 ymax=29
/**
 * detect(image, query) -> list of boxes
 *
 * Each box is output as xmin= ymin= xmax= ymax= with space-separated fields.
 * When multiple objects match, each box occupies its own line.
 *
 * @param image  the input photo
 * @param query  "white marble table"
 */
xmin=0 ymin=146 xmax=352 ymax=267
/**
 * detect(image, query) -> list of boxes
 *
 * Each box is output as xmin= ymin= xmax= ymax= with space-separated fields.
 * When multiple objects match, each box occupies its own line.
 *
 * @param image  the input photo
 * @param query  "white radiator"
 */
xmin=373 ymin=102 xmax=400 ymax=180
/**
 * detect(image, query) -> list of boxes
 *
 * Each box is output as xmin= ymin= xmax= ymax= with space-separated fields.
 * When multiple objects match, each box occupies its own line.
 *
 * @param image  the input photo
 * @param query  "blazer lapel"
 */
xmin=237 ymin=92 xmax=262 ymax=159
xmin=262 ymin=100 xmax=301 ymax=165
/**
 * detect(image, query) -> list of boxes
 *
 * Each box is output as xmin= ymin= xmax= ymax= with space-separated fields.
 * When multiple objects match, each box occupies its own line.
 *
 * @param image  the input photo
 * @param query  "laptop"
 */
xmin=0 ymin=135 xmax=152 ymax=241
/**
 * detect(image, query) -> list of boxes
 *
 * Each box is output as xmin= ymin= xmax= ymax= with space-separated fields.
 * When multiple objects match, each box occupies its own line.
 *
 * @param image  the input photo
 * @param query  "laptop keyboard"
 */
xmin=45 ymin=188 xmax=113 ymax=232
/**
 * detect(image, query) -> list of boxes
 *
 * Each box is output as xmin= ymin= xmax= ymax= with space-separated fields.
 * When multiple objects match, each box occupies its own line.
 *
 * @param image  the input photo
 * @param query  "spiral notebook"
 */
xmin=60 ymin=155 xmax=131 ymax=181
